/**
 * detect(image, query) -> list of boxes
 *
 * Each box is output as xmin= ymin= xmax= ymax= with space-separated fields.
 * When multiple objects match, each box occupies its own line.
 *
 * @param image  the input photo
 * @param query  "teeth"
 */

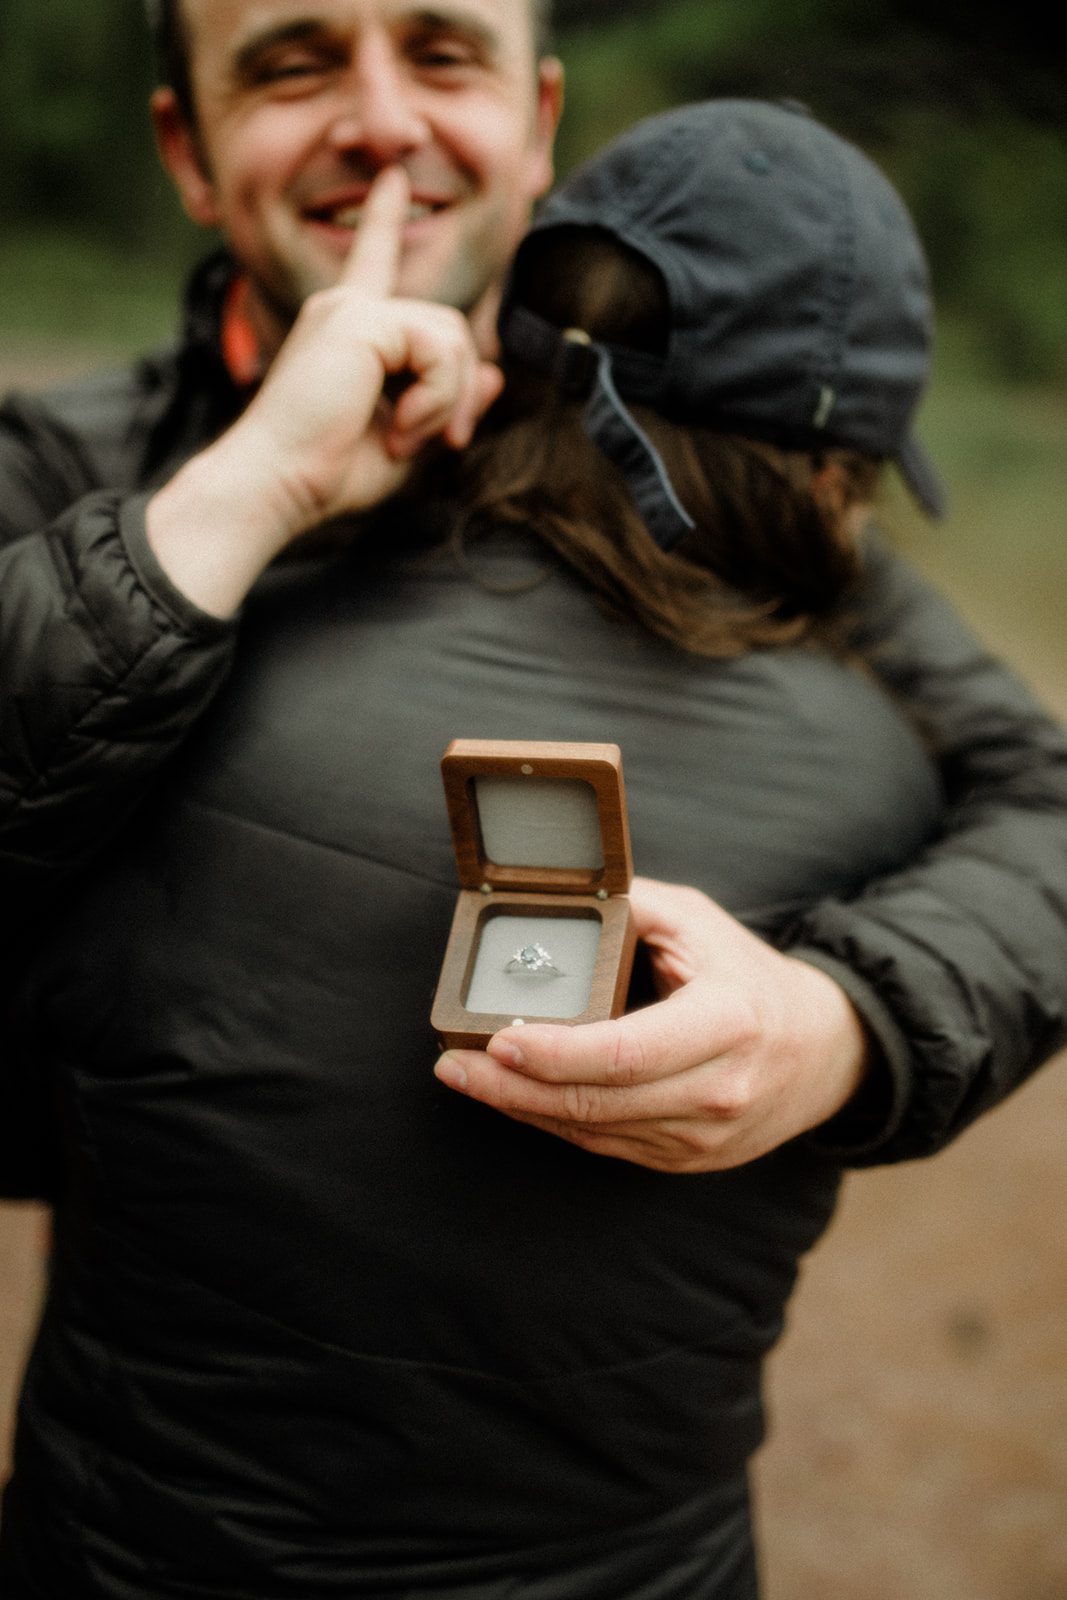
xmin=330 ymin=201 xmax=435 ymax=228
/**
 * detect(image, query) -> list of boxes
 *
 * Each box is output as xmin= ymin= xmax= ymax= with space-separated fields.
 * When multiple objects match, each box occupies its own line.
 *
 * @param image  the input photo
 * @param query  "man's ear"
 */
xmin=529 ymin=56 xmax=564 ymax=200
xmin=151 ymin=86 xmax=220 ymax=228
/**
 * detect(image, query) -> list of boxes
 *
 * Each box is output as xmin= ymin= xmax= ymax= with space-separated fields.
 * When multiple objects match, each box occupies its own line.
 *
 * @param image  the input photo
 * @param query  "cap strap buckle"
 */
xmin=556 ymin=328 xmax=600 ymax=398
xmin=498 ymin=306 xmax=600 ymax=400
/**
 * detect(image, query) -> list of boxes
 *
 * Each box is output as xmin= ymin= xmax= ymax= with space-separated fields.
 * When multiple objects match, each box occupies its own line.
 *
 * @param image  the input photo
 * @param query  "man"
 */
xmin=1 ymin=2 xmax=1065 ymax=1595
xmin=145 ymin=0 xmax=876 ymax=1170
xmin=143 ymin=0 xmax=560 ymax=610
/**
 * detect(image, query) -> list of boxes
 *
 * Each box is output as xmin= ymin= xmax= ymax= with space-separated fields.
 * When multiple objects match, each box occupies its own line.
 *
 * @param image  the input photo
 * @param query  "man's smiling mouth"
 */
xmin=307 ymin=198 xmax=442 ymax=230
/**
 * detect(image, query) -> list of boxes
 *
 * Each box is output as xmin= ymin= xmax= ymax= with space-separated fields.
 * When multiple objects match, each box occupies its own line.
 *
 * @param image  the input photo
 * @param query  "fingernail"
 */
xmin=434 ymin=1055 xmax=468 ymax=1090
xmin=489 ymin=1037 xmax=523 ymax=1068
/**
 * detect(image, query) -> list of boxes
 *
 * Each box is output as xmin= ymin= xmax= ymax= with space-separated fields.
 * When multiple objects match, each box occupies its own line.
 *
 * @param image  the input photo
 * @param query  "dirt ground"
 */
xmin=1 ymin=343 xmax=1065 ymax=1598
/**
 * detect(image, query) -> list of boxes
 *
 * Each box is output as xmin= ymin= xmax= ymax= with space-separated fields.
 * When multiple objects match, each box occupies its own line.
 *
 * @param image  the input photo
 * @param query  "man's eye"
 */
xmin=251 ymin=53 xmax=334 ymax=86
xmin=410 ymin=36 xmax=481 ymax=71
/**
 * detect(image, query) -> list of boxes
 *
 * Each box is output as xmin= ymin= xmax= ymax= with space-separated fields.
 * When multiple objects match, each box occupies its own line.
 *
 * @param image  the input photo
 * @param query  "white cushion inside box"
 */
xmin=463 ymin=911 xmax=602 ymax=1020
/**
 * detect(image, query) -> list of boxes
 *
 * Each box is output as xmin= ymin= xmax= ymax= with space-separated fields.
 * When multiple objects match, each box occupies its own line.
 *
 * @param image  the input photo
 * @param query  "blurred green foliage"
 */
xmin=0 ymin=0 xmax=1064 ymax=382
xmin=0 ymin=0 xmax=165 ymax=245
xmin=884 ymin=315 xmax=1067 ymax=712
xmin=554 ymin=0 xmax=1067 ymax=382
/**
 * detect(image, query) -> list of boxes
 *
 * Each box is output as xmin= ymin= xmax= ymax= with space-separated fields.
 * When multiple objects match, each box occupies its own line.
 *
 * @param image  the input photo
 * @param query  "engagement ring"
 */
xmin=505 ymin=943 xmax=563 ymax=977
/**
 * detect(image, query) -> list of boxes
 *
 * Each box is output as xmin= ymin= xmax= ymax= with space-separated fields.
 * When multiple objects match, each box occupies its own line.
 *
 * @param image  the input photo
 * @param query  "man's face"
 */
xmin=153 ymin=0 xmax=562 ymax=352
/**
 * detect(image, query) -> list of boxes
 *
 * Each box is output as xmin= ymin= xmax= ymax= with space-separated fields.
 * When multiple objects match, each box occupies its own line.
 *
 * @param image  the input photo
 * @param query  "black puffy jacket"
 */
xmin=1 ymin=258 xmax=1066 ymax=1598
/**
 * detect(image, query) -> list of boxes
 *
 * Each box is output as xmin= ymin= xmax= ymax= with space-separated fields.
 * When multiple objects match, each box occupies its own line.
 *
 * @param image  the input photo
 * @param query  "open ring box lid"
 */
xmin=431 ymin=740 xmax=637 ymax=1050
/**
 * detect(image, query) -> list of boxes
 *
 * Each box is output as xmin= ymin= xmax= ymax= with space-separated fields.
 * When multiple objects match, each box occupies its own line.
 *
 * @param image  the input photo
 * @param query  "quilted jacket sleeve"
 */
xmin=0 ymin=394 xmax=237 ymax=908
xmin=0 ymin=389 xmax=239 ymax=1197
xmin=789 ymin=530 xmax=1067 ymax=1166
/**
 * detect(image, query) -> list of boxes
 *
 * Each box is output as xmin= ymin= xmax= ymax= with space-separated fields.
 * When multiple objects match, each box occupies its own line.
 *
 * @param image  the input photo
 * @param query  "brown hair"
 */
xmin=149 ymin=0 xmax=195 ymax=123
xmin=455 ymin=231 xmax=881 ymax=657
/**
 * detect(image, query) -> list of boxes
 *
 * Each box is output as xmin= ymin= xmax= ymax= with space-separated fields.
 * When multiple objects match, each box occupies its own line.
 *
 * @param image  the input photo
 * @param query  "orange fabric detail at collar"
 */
xmin=221 ymin=274 xmax=266 ymax=388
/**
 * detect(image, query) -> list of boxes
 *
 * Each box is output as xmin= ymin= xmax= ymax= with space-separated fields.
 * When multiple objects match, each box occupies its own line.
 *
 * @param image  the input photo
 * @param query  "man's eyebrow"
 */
xmin=229 ymin=8 xmax=503 ymax=81
xmin=399 ymin=7 xmax=503 ymax=59
xmin=230 ymin=18 xmax=336 ymax=81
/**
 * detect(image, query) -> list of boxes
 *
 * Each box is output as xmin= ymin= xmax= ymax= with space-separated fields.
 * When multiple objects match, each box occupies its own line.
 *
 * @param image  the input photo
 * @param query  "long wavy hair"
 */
xmin=452 ymin=230 xmax=881 ymax=657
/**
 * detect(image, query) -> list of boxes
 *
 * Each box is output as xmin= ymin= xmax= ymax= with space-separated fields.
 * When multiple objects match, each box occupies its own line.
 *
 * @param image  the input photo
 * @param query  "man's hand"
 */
xmin=239 ymin=166 xmax=502 ymax=531
xmin=433 ymin=876 xmax=871 ymax=1172
xmin=146 ymin=167 xmax=502 ymax=617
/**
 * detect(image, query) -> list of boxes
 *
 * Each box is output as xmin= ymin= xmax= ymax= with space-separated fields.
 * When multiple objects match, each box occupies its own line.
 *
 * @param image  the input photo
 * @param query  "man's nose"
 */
xmin=327 ymin=35 xmax=429 ymax=163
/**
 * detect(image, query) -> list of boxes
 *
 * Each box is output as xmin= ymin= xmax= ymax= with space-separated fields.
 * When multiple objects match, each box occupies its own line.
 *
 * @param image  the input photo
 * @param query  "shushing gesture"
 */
xmin=146 ymin=167 xmax=503 ymax=617
xmin=243 ymin=167 xmax=504 ymax=533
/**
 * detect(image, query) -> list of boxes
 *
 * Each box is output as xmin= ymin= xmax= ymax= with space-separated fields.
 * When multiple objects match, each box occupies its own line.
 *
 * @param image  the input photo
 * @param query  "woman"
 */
xmin=408 ymin=98 xmax=952 ymax=1591
xmin=457 ymin=97 xmax=943 ymax=658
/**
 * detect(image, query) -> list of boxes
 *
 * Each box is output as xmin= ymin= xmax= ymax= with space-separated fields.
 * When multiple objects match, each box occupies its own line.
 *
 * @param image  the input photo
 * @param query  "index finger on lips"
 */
xmin=485 ymin=983 xmax=726 ymax=1089
xmin=340 ymin=166 xmax=409 ymax=295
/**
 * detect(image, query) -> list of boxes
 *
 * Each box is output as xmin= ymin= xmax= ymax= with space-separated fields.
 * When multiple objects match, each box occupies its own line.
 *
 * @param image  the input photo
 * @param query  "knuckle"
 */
xmin=701 ymin=1069 xmax=753 ymax=1122
xmin=411 ymin=300 xmax=458 ymax=334
xmin=672 ymin=1124 xmax=714 ymax=1160
xmin=721 ymin=994 xmax=761 ymax=1055
xmin=438 ymin=308 xmax=475 ymax=356
xmin=437 ymin=303 xmax=469 ymax=335
xmin=561 ymin=1124 xmax=602 ymax=1154
xmin=646 ymin=1142 xmax=703 ymax=1174
xmin=304 ymin=285 xmax=345 ymax=319
xmin=561 ymin=1082 xmax=606 ymax=1125
xmin=606 ymin=1027 xmax=647 ymax=1089
xmin=529 ymin=1029 xmax=568 ymax=1082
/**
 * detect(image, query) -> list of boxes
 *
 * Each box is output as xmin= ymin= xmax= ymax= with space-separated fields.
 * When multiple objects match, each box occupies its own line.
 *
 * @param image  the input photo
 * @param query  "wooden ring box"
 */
xmin=431 ymin=740 xmax=637 ymax=1051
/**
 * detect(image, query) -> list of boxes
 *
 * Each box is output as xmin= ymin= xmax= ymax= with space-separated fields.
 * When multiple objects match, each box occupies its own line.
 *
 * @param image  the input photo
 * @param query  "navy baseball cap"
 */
xmin=500 ymin=98 xmax=946 ymax=550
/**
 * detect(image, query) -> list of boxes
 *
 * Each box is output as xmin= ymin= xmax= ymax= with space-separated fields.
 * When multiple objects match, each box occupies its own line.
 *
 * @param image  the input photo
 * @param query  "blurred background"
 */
xmin=1 ymin=0 xmax=1065 ymax=678
xmin=1 ymin=2 xmax=1065 ymax=1595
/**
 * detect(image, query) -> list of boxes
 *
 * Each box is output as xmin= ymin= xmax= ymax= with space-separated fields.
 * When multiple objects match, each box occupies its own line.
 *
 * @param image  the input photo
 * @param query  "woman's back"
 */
xmin=6 ymin=530 xmax=942 ymax=1596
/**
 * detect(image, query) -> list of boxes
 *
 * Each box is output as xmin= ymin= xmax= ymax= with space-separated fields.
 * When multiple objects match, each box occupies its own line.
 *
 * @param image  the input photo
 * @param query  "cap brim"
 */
xmin=897 ymin=434 xmax=948 ymax=520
